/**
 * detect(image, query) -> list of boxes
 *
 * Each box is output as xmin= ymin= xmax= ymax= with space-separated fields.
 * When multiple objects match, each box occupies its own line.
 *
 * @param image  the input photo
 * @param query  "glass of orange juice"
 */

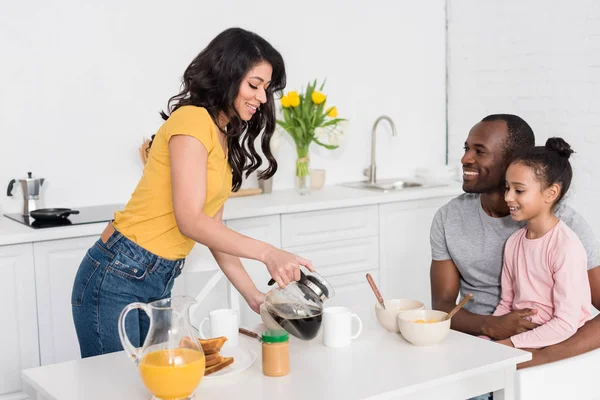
xmin=118 ymin=296 xmax=206 ymax=400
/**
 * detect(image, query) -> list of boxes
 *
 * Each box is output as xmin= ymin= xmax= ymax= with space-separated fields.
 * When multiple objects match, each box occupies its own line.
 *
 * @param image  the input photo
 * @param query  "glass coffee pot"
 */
xmin=118 ymin=296 xmax=205 ymax=400
xmin=261 ymin=269 xmax=335 ymax=340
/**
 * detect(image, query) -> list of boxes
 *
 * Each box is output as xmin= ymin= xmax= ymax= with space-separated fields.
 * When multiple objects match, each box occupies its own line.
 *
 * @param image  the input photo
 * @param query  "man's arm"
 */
xmin=519 ymin=266 xmax=600 ymax=369
xmin=431 ymin=259 xmax=488 ymax=335
xmin=430 ymin=259 xmax=536 ymax=338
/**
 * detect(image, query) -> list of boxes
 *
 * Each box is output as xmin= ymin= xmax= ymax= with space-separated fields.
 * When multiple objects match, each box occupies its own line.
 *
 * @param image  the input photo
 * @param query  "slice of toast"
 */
xmin=205 ymin=357 xmax=234 ymax=375
xmin=198 ymin=337 xmax=228 ymax=355
xmin=205 ymin=353 xmax=223 ymax=368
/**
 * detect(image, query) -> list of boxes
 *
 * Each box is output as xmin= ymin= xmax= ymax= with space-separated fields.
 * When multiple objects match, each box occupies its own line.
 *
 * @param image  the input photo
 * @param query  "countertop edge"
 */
xmin=0 ymin=182 xmax=463 ymax=246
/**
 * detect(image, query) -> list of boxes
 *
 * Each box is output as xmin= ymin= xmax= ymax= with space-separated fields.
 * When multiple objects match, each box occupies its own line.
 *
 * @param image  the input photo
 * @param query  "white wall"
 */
xmin=0 ymin=0 xmax=447 ymax=214
xmin=447 ymin=0 xmax=600 ymax=232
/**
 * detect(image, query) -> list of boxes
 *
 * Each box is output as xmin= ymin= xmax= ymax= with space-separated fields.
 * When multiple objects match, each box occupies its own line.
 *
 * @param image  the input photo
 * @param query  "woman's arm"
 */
xmin=169 ymin=135 xmax=312 ymax=287
xmin=209 ymin=206 xmax=264 ymax=313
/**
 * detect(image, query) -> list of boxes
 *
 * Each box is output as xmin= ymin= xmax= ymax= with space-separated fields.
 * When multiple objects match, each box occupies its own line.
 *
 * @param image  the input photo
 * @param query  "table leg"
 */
xmin=493 ymin=365 xmax=516 ymax=400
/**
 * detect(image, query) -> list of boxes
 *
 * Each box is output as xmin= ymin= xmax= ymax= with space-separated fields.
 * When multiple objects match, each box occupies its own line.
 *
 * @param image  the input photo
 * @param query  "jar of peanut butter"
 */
xmin=261 ymin=330 xmax=290 ymax=377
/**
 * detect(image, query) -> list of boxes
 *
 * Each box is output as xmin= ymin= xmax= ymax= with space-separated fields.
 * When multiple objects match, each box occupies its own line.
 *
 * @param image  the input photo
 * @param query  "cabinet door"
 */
xmin=325 ymin=269 xmax=380 ymax=309
xmin=0 ymin=243 xmax=39 ymax=398
xmin=379 ymin=196 xmax=454 ymax=308
xmin=226 ymin=215 xmax=281 ymax=328
xmin=285 ymin=237 xmax=378 ymax=278
xmin=33 ymin=236 xmax=99 ymax=365
xmin=281 ymin=205 xmax=378 ymax=248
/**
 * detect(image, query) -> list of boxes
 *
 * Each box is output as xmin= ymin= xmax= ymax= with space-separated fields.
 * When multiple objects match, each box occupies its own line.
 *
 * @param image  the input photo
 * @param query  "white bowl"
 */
xmin=374 ymin=299 xmax=425 ymax=333
xmin=397 ymin=309 xmax=451 ymax=346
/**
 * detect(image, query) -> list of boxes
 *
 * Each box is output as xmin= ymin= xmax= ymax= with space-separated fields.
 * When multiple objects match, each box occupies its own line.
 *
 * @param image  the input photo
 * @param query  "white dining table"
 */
xmin=22 ymin=306 xmax=531 ymax=400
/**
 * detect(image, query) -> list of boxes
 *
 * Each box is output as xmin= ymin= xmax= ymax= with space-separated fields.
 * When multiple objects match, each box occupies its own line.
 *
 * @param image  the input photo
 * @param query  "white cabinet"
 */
xmin=282 ymin=206 xmax=379 ymax=311
xmin=0 ymin=243 xmax=38 ymax=400
xmin=379 ymin=196 xmax=454 ymax=307
xmin=33 ymin=236 xmax=99 ymax=365
xmin=281 ymin=205 xmax=378 ymax=247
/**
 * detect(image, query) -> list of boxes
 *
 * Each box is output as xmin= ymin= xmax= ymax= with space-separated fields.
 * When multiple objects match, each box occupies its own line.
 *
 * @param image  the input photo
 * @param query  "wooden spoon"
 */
xmin=444 ymin=293 xmax=473 ymax=321
xmin=239 ymin=327 xmax=262 ymax=342
xmin=366 ymin=273 xmax=386 ymax=310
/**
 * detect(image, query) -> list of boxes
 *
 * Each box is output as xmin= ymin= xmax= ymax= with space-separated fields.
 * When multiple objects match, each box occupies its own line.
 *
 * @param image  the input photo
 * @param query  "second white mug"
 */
xmin=323 ymin=306 xmax=363 ymax=348
xmin=198 ymin=308 xmax=239 ymax=348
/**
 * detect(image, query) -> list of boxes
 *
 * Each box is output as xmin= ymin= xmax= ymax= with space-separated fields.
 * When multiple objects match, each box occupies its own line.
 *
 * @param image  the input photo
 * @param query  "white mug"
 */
xmin=198 ymin=309 xmax=239 ymax=348
xmin=323 ymin=306 xmax=363 ymax=348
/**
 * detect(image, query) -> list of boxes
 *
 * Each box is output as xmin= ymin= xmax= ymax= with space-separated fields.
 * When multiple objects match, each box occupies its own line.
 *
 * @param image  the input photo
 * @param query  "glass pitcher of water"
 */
xmin=118 ymin=296 xmax=205 ymax=400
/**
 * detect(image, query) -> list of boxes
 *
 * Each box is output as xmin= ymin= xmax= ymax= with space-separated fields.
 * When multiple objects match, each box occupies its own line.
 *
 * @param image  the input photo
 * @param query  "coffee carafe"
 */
xmin=260 ymin=268 xmax=335 ymax=341
xmin=7 ymin=172 xmax=45 ymax=216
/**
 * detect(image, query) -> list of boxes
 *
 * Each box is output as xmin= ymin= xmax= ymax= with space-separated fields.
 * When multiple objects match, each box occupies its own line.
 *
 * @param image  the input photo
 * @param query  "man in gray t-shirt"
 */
xmin=430 ymin=114 xmax=600 ymax=368
xmin=431 ymin=194 xmax=600 ymax=316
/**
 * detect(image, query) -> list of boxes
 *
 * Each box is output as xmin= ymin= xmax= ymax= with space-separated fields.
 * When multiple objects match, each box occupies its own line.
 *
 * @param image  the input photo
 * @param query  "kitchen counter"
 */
xmin=0 ymin=182 xmax=462 ymax=246
xmin=22 ymin=305 xmax=530 ymax=400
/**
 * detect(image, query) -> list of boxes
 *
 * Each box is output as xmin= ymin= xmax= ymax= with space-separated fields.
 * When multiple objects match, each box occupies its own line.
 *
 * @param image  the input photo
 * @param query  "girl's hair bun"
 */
xmin=545 ymin=137 xmax=574 ymax=159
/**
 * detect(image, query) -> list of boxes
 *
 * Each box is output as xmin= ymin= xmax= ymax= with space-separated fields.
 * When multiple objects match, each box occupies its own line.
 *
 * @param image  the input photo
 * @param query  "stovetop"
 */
xmin=4 ymin=204 xmax=121 ymax=229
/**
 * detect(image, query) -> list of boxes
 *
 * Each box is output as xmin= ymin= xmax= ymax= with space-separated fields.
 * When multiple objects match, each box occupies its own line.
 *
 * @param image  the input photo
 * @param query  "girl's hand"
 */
xmin=263 ymin=246 xmax=314 ymax=287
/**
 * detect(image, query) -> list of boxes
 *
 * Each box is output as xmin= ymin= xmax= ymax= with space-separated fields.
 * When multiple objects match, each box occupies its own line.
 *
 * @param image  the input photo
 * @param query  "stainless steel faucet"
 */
xmin=364 ymin=115 xmax=397 ymax=184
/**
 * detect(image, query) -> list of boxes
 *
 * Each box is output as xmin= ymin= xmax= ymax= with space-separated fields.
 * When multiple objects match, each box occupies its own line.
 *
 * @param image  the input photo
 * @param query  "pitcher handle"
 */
xmin=118 ymin=302 xmax=151 ymax=365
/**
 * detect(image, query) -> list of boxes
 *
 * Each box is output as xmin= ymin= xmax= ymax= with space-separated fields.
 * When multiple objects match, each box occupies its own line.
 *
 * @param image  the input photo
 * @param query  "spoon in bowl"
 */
xmin=444 ymin=293 xmax=473 ymax=321
xmin=366 ymin=273 xmax=386 ymax=310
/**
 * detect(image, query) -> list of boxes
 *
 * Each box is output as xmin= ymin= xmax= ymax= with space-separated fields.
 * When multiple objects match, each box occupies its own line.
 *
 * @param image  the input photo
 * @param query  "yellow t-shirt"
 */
xmin=113 ymin=106 xmax=232 ymax=260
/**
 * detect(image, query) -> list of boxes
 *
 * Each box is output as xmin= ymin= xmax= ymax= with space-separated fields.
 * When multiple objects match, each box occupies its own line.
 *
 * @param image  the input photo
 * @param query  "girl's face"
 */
xmin=234 ymin=61 xmax=272 ymax=121
xmin=505 ymin=162 xmax=558 ymax=222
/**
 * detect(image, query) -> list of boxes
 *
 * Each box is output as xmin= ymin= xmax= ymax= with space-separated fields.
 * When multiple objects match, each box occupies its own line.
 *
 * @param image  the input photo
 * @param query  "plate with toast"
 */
xmin=198 ymin=336 xmax=257 ymax=379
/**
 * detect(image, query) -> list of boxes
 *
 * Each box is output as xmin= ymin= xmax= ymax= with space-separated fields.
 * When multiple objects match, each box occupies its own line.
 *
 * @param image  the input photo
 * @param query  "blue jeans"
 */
xmin=71 ymin=228 xmax=184 ymax=358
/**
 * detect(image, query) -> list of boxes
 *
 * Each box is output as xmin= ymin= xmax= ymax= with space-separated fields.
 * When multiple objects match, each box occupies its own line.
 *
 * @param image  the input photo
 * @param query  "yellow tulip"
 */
xmin=311 ymin=91 xmax=326 ymax=105
xmin=326 ymin=106 xmax=338 ymax=118
xmin=280 ymin=95 xmax=291 ymax=108
xmin=288 ymin=92 xmax=301 ymax=107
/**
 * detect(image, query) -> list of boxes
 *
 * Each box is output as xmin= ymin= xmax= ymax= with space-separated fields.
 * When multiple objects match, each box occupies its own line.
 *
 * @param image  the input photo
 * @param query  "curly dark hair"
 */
xmin=152 ymin=27 xmax=286 ymax=191
xmin=481 ymin=114 xmax=535 ymax=160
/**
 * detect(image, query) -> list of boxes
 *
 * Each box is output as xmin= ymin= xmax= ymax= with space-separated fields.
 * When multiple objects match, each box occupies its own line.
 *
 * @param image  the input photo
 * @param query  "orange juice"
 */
xmin=139 ymin=348 xmax=205 ymax=400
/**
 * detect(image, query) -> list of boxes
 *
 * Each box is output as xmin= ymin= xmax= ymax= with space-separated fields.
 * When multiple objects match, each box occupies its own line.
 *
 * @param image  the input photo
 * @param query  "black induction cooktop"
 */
xmin=4 ymin=204 xmax=122 ymax=229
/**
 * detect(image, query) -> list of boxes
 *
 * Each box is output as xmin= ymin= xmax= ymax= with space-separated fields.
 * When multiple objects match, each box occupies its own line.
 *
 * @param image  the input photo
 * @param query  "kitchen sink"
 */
xmin=343 ymin=178 xmax=446 ymax=192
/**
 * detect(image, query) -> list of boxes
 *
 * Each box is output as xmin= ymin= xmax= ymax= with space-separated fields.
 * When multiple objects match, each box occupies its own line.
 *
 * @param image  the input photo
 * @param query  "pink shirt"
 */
xmin=493 ymin=221 xmax=592 ymax=349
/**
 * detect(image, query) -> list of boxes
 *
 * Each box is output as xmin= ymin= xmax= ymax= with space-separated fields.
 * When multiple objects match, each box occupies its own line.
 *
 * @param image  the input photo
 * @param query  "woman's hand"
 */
xmin=262 ymin=245 xmax=314 ymax=287
xmin=245 ymin=290 xmax=265 ymax=314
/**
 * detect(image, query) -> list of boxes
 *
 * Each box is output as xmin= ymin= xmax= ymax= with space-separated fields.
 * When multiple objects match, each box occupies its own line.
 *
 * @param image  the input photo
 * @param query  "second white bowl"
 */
xmin=374 ymin=299 xmax=425 ymax=333
xmin=397 ymin=309 xmax=451 ymax=346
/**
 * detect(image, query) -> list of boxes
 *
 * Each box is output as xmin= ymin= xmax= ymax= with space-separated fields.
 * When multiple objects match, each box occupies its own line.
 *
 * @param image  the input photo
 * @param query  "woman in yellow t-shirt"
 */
xmin=71 ymin=27 xmax=313 ymax=358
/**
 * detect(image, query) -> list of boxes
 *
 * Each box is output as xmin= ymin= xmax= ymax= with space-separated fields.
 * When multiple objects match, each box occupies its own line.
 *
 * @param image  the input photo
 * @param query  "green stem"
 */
xmin=296 ymin=146 xmax=310 ymax=178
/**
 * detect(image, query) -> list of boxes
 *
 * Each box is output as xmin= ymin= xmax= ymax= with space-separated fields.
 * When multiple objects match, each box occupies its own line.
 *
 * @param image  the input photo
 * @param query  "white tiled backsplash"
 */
xmin=447 ymin=0 xmax=600 ymax=237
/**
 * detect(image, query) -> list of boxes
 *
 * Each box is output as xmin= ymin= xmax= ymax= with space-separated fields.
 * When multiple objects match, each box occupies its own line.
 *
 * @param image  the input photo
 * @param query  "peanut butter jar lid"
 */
xmin=262 ymin=330 xmax=289 ymax=343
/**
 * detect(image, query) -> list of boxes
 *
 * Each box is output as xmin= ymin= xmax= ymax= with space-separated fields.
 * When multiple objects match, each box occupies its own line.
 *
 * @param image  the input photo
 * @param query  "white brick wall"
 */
xmin=447 ymin=0 xmax=600 ymax=235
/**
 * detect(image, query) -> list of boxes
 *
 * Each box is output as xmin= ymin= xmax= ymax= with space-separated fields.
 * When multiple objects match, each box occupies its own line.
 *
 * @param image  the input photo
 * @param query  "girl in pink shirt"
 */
xmin=494 ymin=137 xmax=592 ymax=349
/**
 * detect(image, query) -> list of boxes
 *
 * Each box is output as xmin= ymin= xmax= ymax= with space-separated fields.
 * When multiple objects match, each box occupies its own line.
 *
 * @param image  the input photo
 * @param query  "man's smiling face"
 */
xmin=461 ymin=120 xmax=510 ymax=194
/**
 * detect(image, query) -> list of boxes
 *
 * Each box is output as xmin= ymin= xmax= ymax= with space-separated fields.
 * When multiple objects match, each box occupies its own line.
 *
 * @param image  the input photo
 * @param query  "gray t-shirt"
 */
xmin=430 ymin=193 xmax=600 ymax=315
